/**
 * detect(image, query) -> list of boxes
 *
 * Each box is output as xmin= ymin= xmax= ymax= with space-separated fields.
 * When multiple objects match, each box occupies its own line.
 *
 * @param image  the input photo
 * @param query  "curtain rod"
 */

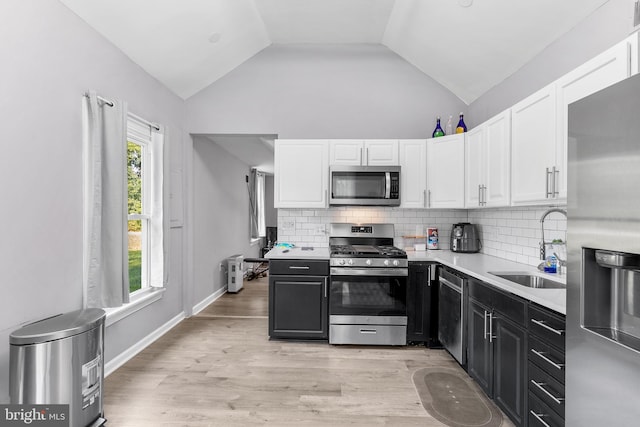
xmin=84 ymin=92 xmax=161 ymax=131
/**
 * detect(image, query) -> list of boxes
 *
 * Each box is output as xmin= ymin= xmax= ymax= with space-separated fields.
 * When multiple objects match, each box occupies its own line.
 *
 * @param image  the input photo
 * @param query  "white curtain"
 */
xmin=256 ymin=172 xmax=266 ymax=237
xmin=82 ymin=91 xmax=130 ymax=308
xmin=149 ymin=129 xmax=166 ymax=287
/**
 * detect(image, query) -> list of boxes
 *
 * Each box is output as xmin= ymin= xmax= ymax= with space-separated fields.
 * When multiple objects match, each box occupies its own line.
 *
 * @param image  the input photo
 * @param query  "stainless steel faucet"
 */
xmin=540 ymin=208 xmax=567 ymax=261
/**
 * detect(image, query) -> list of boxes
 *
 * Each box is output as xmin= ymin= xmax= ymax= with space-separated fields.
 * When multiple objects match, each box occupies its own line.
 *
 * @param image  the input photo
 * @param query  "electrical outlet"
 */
xmin=281 ymin=220 xmax=295 ymax=231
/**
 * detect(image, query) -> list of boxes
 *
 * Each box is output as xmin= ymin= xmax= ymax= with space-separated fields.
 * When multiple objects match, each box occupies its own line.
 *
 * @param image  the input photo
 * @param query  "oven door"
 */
xmin=329 ymin=268 xmax=407 ymax=319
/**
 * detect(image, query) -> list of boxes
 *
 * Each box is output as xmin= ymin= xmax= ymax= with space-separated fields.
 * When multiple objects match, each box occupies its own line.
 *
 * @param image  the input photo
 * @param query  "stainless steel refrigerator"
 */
xmin=567 ymin=72 xmax=640 ymax=425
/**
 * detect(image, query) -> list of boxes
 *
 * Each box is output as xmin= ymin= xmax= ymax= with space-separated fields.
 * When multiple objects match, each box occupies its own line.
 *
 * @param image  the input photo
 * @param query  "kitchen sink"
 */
xmin=488 ymin=272 xmax=565 ymax=289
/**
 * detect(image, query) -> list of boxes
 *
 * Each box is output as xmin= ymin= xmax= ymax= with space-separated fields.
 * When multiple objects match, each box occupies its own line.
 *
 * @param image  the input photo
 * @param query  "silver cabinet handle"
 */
xmin=360 ymin=147 xmax=364 ymax=165
xmin=553 ymin=166 xmax=559 ymax=197
xmin=482 ymin=185 xmax=487 ymax=205
xmin=289 ymin=266 xmax=310 ymax=270
xmin=478 ymin=184 xmax=482 ymax=206
xmin=427 ymin=189 xmax=431 ymax=207
xmin=530 ymin=411 xmax=551 ymax=427
xmin=483 ymin=310 xmax=489 ymax=340
xmin=488 ymin=312 xmax=496 ymax=342
xmin=427 ymin=266 xmax=431 ymax=287
xmin=530 ymin=380 xmax=564 ymax=405
xmin=531 ymin=348 xmax=565 ymax=370
xmin=359 ymin=329 xmax=377 ymax=334
xmin=324 ymin=281 xmax=327 ymax=298
xmin=423 ymin=189 xmax=427 ymax=208
xmin=545 ymin=167 xmax=552 ymax=198
xmin=531 ymin=319 xmax=565 ymax=336
xmin=366 ymin=147 xmax=369 ymax=165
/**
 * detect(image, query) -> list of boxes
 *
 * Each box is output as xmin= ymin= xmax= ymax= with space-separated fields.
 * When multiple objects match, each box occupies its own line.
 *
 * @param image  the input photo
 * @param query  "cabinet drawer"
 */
xmin=529 ymin=391 xmax=565 ymax=427
xmin=468 ymin=279 xmax=494 ymax=306
xmin=270 ymin=260 xmax=329 ymax=276
xmin=492 ymin=289 xmax=527 ymax=327
xmin=469 ymin=279 xmax=527 ymax=326
xmin=529 ymin=335 xmax=565 ymax=383
xmin=529 ymin=305 xmax=566 ymax=351
xmin=528 ymin=362 xmax=565 ymax=418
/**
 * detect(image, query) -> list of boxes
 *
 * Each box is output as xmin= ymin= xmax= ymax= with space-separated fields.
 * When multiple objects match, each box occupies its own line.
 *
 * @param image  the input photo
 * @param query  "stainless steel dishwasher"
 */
xmin=438 ymin=267 xmax=467 ymax=365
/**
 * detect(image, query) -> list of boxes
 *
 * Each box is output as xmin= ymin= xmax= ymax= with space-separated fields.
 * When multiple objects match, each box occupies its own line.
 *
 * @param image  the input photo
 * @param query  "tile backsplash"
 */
xmin=278 ymin=205 xmax=567 ymax=267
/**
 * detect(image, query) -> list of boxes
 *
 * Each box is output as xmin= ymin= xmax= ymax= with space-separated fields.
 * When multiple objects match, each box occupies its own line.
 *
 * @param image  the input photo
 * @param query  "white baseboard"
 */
xmin=104 ymin=312 xmax=185 ymax=377
xmin=192 ymin=286 xmax=227 ymax=315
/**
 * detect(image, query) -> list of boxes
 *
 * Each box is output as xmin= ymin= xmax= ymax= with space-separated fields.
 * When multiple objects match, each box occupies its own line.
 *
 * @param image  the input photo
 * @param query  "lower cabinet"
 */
xmin=268 ymin=259 xmax=329 ymax=340
xmin=466 ymin=278 xmax=527 ymax=427
xmin=407 ymin=262 xmax=439 ymax=346
xmin=527 ymin=304 xmax=566 ymax=426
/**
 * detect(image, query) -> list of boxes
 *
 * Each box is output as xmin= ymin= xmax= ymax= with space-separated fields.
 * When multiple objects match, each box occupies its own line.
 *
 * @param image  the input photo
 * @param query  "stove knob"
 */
xmin=366 ymin=259 xmax=372 ymax=266
xmin=384 ymin=260 xmax=390 ymax=266
xmin=338 ymin=259 xmax=345 ymax=266
xmin=348 ymin=259 xmax=354 ymax=265
xmin=393 ymin=260 xmax=399 ymax=266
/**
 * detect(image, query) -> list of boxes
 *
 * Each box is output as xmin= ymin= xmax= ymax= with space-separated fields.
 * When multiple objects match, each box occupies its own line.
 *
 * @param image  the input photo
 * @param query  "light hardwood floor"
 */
xmin=103 ymin=276 xmax=502 ymax=426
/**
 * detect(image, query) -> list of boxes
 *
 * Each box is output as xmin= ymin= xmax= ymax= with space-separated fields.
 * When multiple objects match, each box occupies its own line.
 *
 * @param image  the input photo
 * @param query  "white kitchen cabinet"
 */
xmin=465 ymin=110 xmax=511 ymax=208
xmin=555 ymin=34 xmax=636 ymax=199
xmin=329 ymin=139 xmax=398 ymax=165
xmin=399 ymin=139 xmax=427 ymax=208
xmin=511 ymin=84 xmax=558 ymax=205
xmin=426 ymin=134 xmax=465 ymax=208
xmin=512 ymin=33 xmax=638 ymax=205
xmin=274 ymin=139 xmax=329 ymax=208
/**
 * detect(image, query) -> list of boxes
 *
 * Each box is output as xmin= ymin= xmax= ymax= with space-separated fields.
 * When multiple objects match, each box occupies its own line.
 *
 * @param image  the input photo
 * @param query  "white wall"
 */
xmin=192 ymin=137 xmax=260 ymax=304
xmin=185 ymin=44 xmax=468 ymax=138
xmin=469 ymin=0 xmax=636 ymax=125
xmin=0 ymin=1 xmax=186 ymax=402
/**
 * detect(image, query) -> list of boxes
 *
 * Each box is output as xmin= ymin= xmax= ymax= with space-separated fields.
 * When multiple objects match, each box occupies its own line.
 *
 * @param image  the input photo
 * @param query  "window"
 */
xmin=127 ymin=117 xmax=163 ymax=294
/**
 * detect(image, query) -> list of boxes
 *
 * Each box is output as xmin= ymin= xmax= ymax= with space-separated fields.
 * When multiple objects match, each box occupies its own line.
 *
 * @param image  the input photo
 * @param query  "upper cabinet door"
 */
xmin=274 ymin=139 xmax=328 ymax=208
xmin=329 ymin=140 xmax=364 ymax=165
xmin=511 ymin=84 xmax=557 ymax=205
xmin=399 ymin=139 xmax=427 ymax=208
xmin=364 ymin=140 xmax=399 ymax=165
xmin=555 ymin=36 xmax=633 ymax=200
xmin=427 ymin=134 xmax=465 ymax=209
xmin=465 ymin=126 xmax=484 ymax=208
xmin=484 ymin=110 xmax=511 ymax=207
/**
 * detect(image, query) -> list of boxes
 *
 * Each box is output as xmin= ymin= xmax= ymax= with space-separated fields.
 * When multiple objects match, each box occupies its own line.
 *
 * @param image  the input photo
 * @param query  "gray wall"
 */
xmin=192 ymin=137 xmax=260 ymax=304
xmin=185 ymin=44 xmax=468 ymax=138
xmin=0 ymin=1 xmax=186 ymax=402
xmin=469 ymin=0 xmax=636 ymax=125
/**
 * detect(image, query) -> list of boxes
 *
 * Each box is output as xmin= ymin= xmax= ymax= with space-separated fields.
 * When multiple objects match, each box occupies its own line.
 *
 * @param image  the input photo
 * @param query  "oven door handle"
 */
xmin=330 ymin=267 xmax=408 ymax=277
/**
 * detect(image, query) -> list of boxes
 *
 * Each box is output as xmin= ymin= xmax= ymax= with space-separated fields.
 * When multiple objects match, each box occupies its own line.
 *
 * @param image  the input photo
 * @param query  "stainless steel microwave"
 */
xmin=329 ymin=165 xmax=401 ymax=206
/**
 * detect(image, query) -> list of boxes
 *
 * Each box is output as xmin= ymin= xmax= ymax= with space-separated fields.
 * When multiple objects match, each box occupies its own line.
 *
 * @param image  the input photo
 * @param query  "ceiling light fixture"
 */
xmin=208 ymin=32 xmax=221 ymax=44
xmin=458 ymin=0 xmax=473 ymax=7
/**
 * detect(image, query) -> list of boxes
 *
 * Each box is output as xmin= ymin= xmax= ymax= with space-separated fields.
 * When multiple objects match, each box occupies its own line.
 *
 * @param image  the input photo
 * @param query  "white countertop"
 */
xmin=264 ymin=246 xmax=330 ymax=260
xmin=264 ymin=246 xmax=565 ymax=314
xmin=408 ymin=250 xmax=566 ymax=315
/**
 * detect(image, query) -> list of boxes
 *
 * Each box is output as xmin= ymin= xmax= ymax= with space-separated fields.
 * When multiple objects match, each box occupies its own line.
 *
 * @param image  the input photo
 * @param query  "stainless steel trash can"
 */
xmin=10 ymin=309 xmax=107 ymax=427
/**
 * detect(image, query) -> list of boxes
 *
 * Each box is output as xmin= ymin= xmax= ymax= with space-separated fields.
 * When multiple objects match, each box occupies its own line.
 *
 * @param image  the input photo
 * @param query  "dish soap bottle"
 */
xmin=446 ymin=115 xmax=453 ymax=135
xmin=432 ymin=117 xmax=445 ymax=138
xmin=455 ymin=113 xmax=467 ymax=133
xmin=544 ymin=255 xmax=558 ymax=273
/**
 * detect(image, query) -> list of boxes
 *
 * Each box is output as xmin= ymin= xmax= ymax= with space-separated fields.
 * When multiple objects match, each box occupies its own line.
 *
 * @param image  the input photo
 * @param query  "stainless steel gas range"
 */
xmin=328 ymin=223 xmax=408 ymax=345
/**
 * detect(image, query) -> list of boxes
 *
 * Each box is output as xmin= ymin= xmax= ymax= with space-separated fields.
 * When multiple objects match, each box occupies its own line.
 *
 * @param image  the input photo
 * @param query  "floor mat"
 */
xmin=412 ymin=367 xmax=505 ymax=427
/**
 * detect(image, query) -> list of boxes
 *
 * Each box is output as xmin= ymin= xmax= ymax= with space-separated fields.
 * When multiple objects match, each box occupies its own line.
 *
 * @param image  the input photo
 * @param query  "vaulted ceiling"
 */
xmin=60 ymin=0 xmax=609 ymax=104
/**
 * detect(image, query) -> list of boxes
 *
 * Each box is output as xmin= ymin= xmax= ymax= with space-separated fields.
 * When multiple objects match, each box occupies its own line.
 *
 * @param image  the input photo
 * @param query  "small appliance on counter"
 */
xmin=450 ymin=223 xmax=481 ymax=253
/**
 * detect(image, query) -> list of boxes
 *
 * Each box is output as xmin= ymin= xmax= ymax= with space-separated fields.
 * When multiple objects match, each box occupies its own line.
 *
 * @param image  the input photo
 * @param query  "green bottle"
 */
xmin=432 ymin=117 xmax=445 ymax=138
